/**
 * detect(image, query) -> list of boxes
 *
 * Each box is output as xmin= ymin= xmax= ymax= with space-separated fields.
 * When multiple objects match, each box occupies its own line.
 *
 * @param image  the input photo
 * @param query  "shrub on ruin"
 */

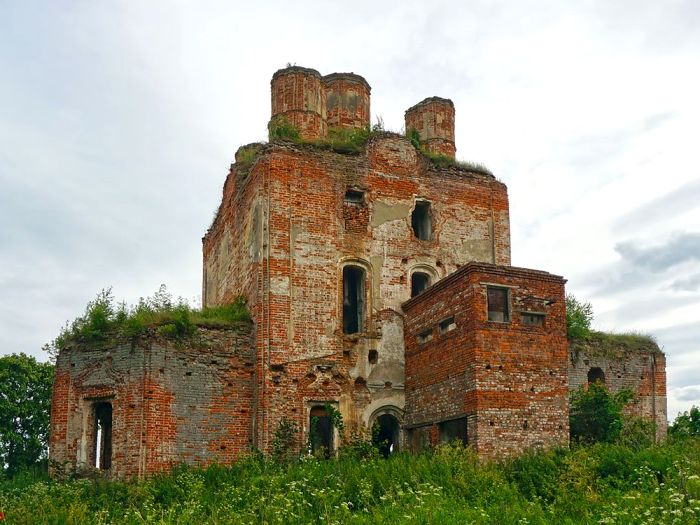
xmin=271 ymin=418 xmax=299 ymax=464
xmin=565 ymin=294 xmax=594 ymax=339
xmin=268 ymin=117 xmax=300 ymax=141
xmin=569 ymin=382 xmax=633 ymax=444
xmin=47 ymin=285 xmax=251 ymax=353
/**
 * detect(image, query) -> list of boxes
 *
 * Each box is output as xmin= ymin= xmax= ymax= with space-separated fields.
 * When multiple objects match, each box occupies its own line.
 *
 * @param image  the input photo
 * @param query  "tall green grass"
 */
xmin=2 ymin=439 xmax=699 ymax=524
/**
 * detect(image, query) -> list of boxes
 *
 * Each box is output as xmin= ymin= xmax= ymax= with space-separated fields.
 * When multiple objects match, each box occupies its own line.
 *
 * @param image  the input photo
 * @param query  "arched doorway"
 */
xmin=373 ymin=413 xmax=400 ymax=457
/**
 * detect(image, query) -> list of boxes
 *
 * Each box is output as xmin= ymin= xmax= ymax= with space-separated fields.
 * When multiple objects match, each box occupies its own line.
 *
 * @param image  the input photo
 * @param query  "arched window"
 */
xmin=411 ymin=272 xmax=431 ymax=297
xmin=372 ymin=414 xmax=400 ymax=457
xmin=587 ymin=367 xmax=605 ymax=385
xmin=343 ymin=265 xmax=366 ymax=334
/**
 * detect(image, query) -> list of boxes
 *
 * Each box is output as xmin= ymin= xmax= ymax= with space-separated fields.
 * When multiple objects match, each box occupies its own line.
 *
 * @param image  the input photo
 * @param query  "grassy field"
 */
xmin=1 ymin=439 xmax=699 ymax=524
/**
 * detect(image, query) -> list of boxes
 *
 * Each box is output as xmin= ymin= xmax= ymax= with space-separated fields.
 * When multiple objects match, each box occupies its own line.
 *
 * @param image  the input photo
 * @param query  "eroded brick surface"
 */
xmin=49 ymin=327 xmax=253 ymax=478
xmin=403 ymin=263 xmax=569 ymax=458
xmin=50 ymin=65 xmax=667 ymax=478
xmin=569 ymin=339 xmax=667 ymax=440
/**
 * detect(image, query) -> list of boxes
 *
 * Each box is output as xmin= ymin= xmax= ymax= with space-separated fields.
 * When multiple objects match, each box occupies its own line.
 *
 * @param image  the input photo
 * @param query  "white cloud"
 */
xmin=1 ymin=1 xmax=699 ymax=419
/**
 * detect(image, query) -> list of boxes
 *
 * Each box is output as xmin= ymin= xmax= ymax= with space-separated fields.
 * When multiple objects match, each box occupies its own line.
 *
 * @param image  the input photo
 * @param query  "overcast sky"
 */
xmin=1 ymin=1 xmax=698 ymax=419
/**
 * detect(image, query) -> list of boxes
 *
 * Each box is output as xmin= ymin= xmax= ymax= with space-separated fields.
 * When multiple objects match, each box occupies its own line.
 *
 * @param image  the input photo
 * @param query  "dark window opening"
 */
xmin=487 ymin=287 xmax=509 ymax=322
xmin=372 ymin=414 xmax=400 ymax=457
xmin=411 ymin=272 xmax=431 ymax=297
xmin=587 ymin=367 xmax=605 ymax=385
xmin=94 ymin=402 xmax=112 ymax=470
xmin=344 ymin=188 xmax=365 ymax=204
xmin=309 ymin=405 xmax=333 ymax=457
xmin=438 ymin=316 xmax=456 ymax=334
xmin=417 ymin=328 xmax=433 ymax=344
xmin=521 ymin=313 xmax=545 ymax=326
xmin=343 ymin=266 xmax=365 ymax=334
xmin=368 ymin=349 xmax=378 ymax=364
xmin=411 ymin=201 xmax=432 ymax=241
xmin=439 ymin=417 xmax=467 ymax=445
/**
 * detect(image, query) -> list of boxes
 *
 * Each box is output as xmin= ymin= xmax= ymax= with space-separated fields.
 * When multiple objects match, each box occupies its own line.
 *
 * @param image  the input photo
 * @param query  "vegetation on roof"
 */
xmin=267 ymin=116 xmax=382 ymax=154
xmin=566 ymin=294 xmax=659 ymax=357
xmin=46 ymin=286 xmax=250 ymax=354
xmin=406 ymin=128 xmax=493 ymax=175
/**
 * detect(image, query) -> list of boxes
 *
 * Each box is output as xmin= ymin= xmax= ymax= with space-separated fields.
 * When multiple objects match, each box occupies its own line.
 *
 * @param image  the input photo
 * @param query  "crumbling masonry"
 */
xmin=50 ymin=66 xmax=667 ymax=478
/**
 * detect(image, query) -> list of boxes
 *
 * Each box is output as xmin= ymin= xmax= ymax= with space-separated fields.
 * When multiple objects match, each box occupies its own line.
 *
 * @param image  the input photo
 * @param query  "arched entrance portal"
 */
xmin=373 ymin=414 xmax=400 ymax=457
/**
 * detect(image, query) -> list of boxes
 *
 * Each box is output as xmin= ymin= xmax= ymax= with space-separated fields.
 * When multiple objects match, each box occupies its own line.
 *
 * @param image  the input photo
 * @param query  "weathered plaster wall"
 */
xmin=569 ymin=337 xmax=667 ymax=440
xmin=403 ymin=263 xmax=569 ymax=459
xmin=49 ymin=326 xmax=254 ymax=479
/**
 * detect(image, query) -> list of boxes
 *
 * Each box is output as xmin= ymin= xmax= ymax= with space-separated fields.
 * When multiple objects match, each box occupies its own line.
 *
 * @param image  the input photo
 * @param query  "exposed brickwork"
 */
xmin=402 ymin=263 xmax=569 ymax=458
xmin=270 ymin=66 xmax=327 ymax=140
xmin=51 ymin=65 xmax=667 ymax=478
xmin=324 ymin=73 xmax=371 ymax=130
xmin=569 ymin=338 xmax=667 ymax=440
xmin=202 ymin=134 xmax=511 ymax=452
xmin=405 ymin=97 xmax=456 ymax=158
xmin=49 ymin=327 xmax=254 ymax=478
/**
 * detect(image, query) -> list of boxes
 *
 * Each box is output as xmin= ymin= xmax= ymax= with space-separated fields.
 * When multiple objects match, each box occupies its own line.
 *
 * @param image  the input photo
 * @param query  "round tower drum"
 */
xmin=405 ymin=97 xmax=456 ymax=158
xmin=323 ymin=73 xmax=371 ymax=131
xmin=270 ymin=66 xmax=326 ymax=140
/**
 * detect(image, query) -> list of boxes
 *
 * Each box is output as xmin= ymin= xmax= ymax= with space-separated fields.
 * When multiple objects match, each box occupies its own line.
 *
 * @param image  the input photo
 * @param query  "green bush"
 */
xmin=0 ymin=354 xmax=54 ymax=477
xmin=48 ymin=286 xmax=251 ymax=352
xmin=267 ymin=117 xmax=300 ymax=141
xmin=565 ymin=294 xmax=594 ymax=339
xmin=670 ymin=406 xmax=700 ymax=438
xmin=570 ymin=382 xmax=633 ymax=444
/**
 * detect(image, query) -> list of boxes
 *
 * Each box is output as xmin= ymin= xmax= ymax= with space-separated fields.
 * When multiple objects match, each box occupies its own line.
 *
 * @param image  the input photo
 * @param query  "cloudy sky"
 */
xmin=1 ymin=1 xmax=698 ymax=419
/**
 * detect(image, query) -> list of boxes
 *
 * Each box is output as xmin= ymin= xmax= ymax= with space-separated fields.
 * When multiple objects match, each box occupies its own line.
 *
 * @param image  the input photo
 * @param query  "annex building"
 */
xmin=49 ymin=66 xmax=667 ymax=478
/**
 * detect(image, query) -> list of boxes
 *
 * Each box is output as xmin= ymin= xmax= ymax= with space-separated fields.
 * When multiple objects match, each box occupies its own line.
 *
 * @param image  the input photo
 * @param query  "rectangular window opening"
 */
xmin=417 ymin=328 xmax=433 ymax=344
xmin=438 ymin=316 xmax=456 ymax=334
xmin=411 ymin=201 xmax=432 ymax=241
xmin=487 ymin=287 xmax=510 ymax=322
xmin=439 ymin=417 xmax=468 ymax=445
xmin=93 ymin=402 xmax=113 ymax=470
xmin=343 ymin=266 xmax=365 ymax=334
xmin=344 ymin=188 xmax=365 ymax=204
xmin=309 ymin=405 xmax=334 ymax=458
xmin=521 ymin=312 xmax=545 ymax=327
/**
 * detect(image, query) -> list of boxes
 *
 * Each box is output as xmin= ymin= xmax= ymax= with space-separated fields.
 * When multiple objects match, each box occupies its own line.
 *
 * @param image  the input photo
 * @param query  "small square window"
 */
xmin=521 ymin=313 xmax=545 ymax=326
xmin=417 ymin=328 xmax=433 ymax=344
xmin=344 ymin=189 xmax=365 ymax=204
xmin=487 ymin=287 xmax=509 ymax=322
xmin=438 ymin=316 xmax=456 ymax=334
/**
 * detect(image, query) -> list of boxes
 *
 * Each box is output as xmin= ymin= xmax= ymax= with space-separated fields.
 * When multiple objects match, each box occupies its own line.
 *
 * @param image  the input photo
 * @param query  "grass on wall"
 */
xmin=47 ymin=286 xmax=250 ymax=353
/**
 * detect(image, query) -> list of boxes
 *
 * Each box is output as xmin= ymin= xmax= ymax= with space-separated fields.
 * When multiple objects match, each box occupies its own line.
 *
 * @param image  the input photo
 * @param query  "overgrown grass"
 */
xmin=407 ymin=128 xmax=493 ymax=174
xmin=268 ymin=116 xmax=378 ymax=154
xmin=1 ymin=439 xmax=699 ymax=524
xmin=48 ymin=286 xmax=250 ymax=352
xmin=570 ymin=330 xmax=661 ymax=359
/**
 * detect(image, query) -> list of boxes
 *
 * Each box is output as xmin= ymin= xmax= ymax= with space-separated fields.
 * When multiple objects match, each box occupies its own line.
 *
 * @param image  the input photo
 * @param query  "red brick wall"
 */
xmin=324 ymin=73 xmax=371 ymax=130
xmin=270 ymin=66 xmax=326 ymax=140
xmin=569 ymin=339 xmax=668 ymax=440
xmin=403 ymin=263 xmax=569 ymax=459
xmin=203 ymin=135 xmax=511 ymax=452
xmin=49 ymin=327 xmax=254 ymax=479
xmin=405 ymin=97 xmax=456 ymax=158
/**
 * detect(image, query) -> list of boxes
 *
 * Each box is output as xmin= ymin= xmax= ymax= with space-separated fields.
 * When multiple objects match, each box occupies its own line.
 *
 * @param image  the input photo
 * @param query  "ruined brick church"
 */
xmin=49 ymin=66 xmax=667 ymax=478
